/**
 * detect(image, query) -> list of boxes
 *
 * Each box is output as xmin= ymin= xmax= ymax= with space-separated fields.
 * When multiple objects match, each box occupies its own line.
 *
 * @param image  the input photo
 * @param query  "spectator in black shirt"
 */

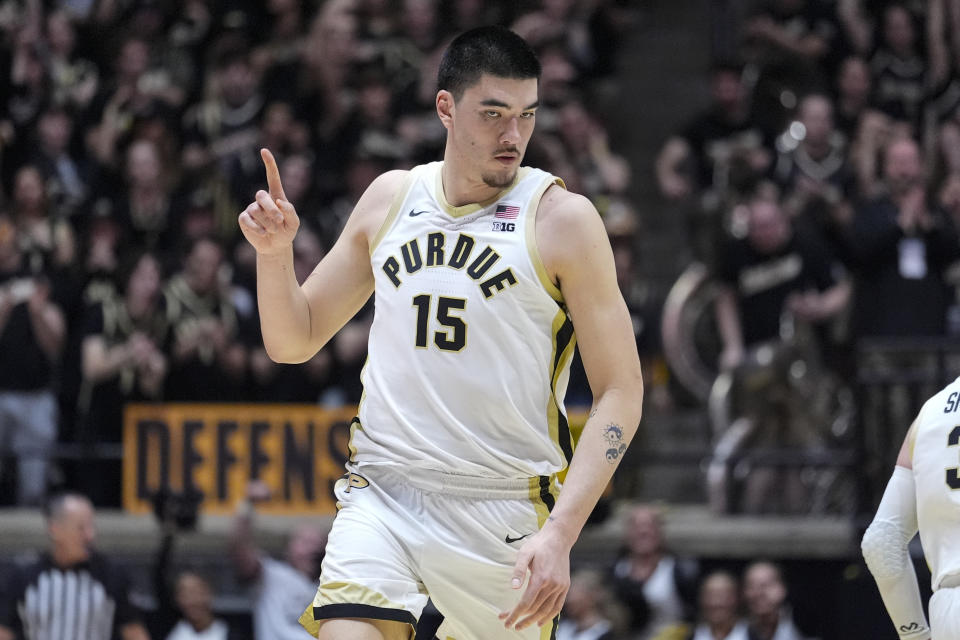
xmin=851 ymin=136 xmax=960 ymax=338
xmin=112 ymin=138 xmax=183 ymax=254
xmin=181 ymin=39 xmax=264 ymax=185
xmin=773 ymin=93 xmax=857 ymax=266
xmin=44 ymin=9 xmax=99 ymax=115
xmin=1 ymin=29 xmax=49 ymax=182
xmin=77 ymin=250 xmax=168 ymax=506
xmin=870 ymin=4 xmax=926 ymax=128
xmin=11 ymin=164 xmax=76 ymax=274
xmin=833 ymin=56 xmax=874 ymax=141
xmin=774 ymin=94 xmax=854 ymax=214
xmin=742 ymin=0 xmax=839 ymax=134
xmin=0 ymin=213 xmax=66 ymax=506
xmin=164 ymin=236 xmax=247 ymax=401
xmin=30 ymin=105 xmax=89 ymax=220
xmin=714 ymin=188 xmax=850 ymax=370
xmin=656 ymin=62 xmax=769 ymax=204
xmin=0 ymin=492 xmax=150 ymax=640
xmin=609 ymin=506 xmax=699 ymax=639
xmin=656 ymin=61 xmax=772 ymax=262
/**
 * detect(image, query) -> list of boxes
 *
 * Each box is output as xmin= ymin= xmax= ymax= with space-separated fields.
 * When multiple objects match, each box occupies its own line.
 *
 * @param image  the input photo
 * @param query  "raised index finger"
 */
xmin=261 ymin=148 xmax=287 ymax=202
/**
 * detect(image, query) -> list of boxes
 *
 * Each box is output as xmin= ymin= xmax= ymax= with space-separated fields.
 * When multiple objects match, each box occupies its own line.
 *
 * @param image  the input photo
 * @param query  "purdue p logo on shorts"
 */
xmin=345 ymin=473 xmax=370 ymax=493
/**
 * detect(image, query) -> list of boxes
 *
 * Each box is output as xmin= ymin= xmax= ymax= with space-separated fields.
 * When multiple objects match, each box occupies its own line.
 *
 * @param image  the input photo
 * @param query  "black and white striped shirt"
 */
xmin=0 ymin=552 xmax=141 ymax=640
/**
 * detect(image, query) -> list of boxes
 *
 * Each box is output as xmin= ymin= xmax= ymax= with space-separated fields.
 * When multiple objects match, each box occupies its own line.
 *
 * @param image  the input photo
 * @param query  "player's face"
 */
xmin=49 ymin=497 xmax=96 ymax=565
xmin=446 ymin=74 xmax=539 ymax=189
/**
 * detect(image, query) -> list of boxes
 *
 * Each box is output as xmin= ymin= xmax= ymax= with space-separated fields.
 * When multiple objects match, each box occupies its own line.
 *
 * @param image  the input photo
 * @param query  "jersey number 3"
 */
xmin=948 ymin=425 xmax=960 ymax=490
xmin=412 ymin=294 xmax=467 ymax=351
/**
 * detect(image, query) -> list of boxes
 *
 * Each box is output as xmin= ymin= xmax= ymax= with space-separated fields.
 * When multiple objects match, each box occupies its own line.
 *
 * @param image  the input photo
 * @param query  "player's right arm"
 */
xmin=239 ymin=149 xmax=406 ymax=363
xmin=862 ymin=420 xmax=930 ymax=640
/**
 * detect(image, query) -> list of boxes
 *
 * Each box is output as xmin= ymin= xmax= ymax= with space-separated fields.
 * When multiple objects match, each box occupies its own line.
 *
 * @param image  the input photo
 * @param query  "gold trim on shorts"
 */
xmin=299 ymin=581 xmax=416 ymax=638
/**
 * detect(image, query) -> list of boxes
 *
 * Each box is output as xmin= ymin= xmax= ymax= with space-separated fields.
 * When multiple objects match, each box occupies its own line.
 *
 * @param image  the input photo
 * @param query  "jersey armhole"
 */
xmin=369 ymin=171 xmax=417 ymax=256
xmin=525 ymin=176 xmax=566 ymax=304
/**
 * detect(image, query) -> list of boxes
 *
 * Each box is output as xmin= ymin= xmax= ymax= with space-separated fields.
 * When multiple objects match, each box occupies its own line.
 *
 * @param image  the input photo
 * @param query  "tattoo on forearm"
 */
xmin=602 ymin=423 xmax=627 ymax=464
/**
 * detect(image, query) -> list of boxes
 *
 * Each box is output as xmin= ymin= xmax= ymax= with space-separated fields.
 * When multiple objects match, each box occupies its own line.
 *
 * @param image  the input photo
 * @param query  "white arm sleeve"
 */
xmin=861 ymin=466 xmax=930 ymax=640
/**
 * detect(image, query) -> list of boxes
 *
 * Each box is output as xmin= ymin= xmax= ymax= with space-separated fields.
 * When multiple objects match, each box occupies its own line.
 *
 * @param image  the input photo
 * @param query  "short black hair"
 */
xmin=437 ymin=26 xmax=541 ymax=100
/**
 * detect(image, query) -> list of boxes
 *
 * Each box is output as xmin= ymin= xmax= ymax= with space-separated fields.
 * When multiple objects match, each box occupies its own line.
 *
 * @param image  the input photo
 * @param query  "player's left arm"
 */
xmin=862 ymin=420 xmax=930 ymax=640
xmin=501 ymin=187 xmax=644 ymax=631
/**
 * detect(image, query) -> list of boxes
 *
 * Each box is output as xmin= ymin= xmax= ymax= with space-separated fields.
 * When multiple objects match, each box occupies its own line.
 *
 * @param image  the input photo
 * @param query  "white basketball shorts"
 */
xmin=930 ymin=585 xmax=960 ymax=640
xmin=299 ymin=464 xmax=561 ymax=640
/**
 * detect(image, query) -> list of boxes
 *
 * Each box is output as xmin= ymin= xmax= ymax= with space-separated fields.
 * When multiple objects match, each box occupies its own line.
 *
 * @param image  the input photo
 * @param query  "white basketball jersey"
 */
xmin=912 ymin=375 xmax=960 ymax=590
xmin=355 ymin=161 xmax=575 ymax=478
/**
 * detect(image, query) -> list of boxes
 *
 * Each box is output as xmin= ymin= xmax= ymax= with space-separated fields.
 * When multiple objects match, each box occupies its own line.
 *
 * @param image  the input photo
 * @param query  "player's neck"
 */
xmin=440 ymin=157 xmax=503 ymax=207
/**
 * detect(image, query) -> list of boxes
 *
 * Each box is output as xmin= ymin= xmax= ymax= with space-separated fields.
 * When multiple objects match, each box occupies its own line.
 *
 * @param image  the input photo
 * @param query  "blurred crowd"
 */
xmin=0 ymin=0 xmax=642 ymax=508
xmin=657 ymin=0 xmax=960 ymax=375
xmin=1 ymin=494 xmax=823 ymax=640
xmin=653 ymin=0 xmax=960 ymax=518
xmin=561 ymin=506 xmax=817 ymax=640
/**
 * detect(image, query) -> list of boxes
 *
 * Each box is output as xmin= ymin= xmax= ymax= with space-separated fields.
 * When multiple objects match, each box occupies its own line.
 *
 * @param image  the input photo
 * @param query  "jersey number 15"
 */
xmin=412 ymin=294 xmax=467 ymax=352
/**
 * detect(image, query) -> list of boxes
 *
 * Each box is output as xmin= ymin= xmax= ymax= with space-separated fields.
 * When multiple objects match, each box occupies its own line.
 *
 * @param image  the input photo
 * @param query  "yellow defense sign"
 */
xmin=124 ymin=404 xmax=592 ymax=515
xmin=123 ymin=404 xmax=358 ymax=515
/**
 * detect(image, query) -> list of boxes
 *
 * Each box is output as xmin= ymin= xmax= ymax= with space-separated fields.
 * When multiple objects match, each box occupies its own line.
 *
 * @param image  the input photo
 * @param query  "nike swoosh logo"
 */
xmin=505 ymin=533 xmax=532 ymax=544
xmin=409 ymin=209 xmax=430 ymax=217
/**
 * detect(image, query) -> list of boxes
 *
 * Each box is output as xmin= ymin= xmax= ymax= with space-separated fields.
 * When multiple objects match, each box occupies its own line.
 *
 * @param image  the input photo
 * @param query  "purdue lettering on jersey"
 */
xmin=382 ymin=231 xmax=518 ymax=300
xmin=359 ymin=162 xmax=574 ymax=478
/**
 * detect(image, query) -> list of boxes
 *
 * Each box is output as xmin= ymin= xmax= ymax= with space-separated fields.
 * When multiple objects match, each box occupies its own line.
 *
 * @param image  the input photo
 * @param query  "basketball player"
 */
xmin=238 ymin=26 xmax=644 ymax=640
xmin=862 ymin=375 xmax=960 ymax=640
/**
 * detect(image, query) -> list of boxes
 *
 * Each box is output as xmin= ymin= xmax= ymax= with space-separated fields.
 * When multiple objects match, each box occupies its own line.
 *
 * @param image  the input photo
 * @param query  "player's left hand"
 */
xmin=499 ymin=528 xmax=571 ymax=630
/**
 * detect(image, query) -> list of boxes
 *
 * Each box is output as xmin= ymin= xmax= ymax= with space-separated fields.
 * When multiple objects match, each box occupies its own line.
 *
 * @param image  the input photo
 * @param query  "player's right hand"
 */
xmin=238 ymin=148 xmax=300 ymax=255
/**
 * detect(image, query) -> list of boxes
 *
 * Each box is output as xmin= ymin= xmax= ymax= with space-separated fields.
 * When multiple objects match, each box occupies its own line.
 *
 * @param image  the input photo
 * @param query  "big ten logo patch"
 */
xmin=492 ymin=221 xmax=516 ymax=232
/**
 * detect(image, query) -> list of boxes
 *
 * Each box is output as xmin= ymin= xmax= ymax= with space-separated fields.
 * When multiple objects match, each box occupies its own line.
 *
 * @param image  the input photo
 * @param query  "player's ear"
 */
xmin=436 ymin=90 xmax=455 ymax=130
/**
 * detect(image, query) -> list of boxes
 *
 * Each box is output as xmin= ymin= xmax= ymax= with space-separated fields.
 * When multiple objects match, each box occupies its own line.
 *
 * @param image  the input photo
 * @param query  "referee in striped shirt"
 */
xmin=0 ymin=492 xmax=150 ymax=640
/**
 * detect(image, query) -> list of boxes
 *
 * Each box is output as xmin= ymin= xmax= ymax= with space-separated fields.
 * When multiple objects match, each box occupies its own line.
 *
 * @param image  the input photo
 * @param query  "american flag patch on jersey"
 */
xmin=494 ymin=204 xmax=520 ymax=219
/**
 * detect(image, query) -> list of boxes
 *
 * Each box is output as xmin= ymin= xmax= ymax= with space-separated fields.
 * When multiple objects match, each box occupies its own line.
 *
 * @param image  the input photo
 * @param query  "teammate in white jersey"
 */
xmin=238 ymin=26 xmax=644 ymax=640
xmin=862 ymin=376 xmax=960 ymax=640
